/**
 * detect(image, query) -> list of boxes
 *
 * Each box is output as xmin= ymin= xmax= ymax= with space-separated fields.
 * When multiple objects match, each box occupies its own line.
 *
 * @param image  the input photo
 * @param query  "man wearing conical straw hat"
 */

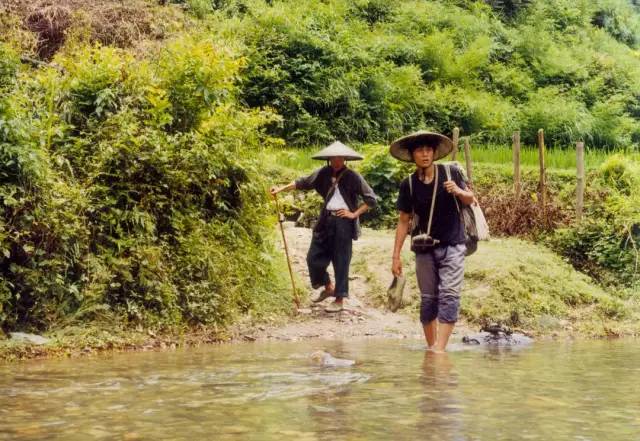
xmin=271 ymin=141 xmax=377 ymax=313
xmin=389 ymin=131 xmax=474 ymax=352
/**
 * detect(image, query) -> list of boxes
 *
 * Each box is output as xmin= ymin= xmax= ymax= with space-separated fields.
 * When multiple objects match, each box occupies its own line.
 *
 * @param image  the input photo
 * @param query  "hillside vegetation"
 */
xmin=0 ymin=0 xmax=638 ymax=342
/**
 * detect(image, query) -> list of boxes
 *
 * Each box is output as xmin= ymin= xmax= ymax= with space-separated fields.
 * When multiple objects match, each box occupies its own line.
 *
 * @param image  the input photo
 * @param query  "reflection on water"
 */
xmin=2 ymin=339 xmax=640 ymax=440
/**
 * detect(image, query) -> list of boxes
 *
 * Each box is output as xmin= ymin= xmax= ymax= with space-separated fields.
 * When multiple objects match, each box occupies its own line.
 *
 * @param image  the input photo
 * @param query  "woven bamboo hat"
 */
xmin=390 ymin=131 xmax=454 ymax=163
xmin=312 ymin=141 xmax=364 ymax=161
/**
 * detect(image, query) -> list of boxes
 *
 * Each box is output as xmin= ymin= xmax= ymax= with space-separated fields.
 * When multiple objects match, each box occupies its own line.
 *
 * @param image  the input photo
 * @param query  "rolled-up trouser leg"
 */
xmin=331 ymin=217 xmax=353 ymax=299
xmin=416 ymin=244 xmax=465 ymax=324
xmin=416 ymin=252 xmax=439 ymax=324
xmin=306 ymin=228 xmax=333 ymax=289
xmin=434 ymin=244 xmax=465 ymax=323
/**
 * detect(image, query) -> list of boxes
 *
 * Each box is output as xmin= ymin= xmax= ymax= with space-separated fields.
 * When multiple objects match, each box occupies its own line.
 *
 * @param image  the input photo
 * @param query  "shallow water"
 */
xmin=2 ymin=338 xmax=640 ymax=440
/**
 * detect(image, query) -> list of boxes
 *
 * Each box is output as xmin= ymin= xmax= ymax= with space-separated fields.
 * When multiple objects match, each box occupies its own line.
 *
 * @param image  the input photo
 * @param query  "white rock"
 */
xmin=9 ymin=332 xmax=50 ymax=345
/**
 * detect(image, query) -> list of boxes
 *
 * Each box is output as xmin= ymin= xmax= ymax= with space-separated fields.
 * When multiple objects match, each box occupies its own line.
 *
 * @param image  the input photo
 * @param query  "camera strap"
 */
xmin=409 ymin=164 xmax=438 ymax=237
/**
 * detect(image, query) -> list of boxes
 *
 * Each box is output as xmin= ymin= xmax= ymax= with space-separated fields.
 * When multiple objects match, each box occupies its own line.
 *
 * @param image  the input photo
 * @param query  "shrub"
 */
xmin=550 ymin=156 xmax=640 ymax=287
xmin=520 ymin=87 xmax=593 ymax=145
xmin=0 ymin=36 xmax=289 ymax=332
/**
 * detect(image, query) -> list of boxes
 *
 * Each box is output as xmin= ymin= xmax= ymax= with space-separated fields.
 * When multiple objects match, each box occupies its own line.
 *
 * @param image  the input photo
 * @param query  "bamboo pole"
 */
xmin=463 ymin=137 xmax=473 ymax=185
xmin=537 ymin=129 xmax=546 ymax=223
xmin=513 ymin=130 xmax=521 ymax=198
xmin=576 ymin=141 xmax=585 ymax=221
xmin=451 ymin=127 xmax=460 ymax=161
xmin=274 ymin=194 xmax=300 ymax=309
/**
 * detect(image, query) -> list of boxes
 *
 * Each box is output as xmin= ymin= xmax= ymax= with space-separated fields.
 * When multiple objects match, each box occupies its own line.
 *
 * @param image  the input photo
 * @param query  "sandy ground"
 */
xmin=234 ymin=224 xmax=472 ymax=343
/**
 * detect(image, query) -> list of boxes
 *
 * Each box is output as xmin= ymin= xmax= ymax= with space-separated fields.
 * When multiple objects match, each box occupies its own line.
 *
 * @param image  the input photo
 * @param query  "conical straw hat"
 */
xmin=389 ymin=131 xmax=454 ymax=162
xmin=311 ymin=141 xmax=364 ymax=161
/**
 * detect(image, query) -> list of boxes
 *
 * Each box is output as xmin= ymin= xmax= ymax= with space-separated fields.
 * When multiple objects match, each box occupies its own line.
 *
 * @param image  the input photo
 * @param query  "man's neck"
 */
xmin=419 ymin=164 xmax=435 ymax=182
xmin=331 ymin=165 xmax=346 ymax=175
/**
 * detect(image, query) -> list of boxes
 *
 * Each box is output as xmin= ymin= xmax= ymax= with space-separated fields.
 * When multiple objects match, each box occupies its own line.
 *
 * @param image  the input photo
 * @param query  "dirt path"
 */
xmin=235 ymin=224 xmax=472 ymax=342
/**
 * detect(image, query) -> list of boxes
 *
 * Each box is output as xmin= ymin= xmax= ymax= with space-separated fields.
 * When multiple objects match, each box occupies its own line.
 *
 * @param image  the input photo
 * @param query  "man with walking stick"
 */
xmin=270 ymin=141 xmax=377 ymax=313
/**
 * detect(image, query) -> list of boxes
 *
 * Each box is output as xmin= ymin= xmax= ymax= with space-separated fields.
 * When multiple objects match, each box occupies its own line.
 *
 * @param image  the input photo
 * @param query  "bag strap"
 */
xmin=409 ymin=165 xmax=439 ymax=237
xmin=445 ymin=164 xmax=461 ymax=214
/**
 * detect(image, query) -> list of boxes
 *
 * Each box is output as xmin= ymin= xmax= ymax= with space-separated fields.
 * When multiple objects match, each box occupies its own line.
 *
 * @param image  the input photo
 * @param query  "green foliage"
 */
xmin=483 ymin=0 xmax=533 ymax=19
xmin=0 ymin=36 xmax=289 ymax=332
xmin=359 ymin=145 xmax=412 ymax=227
xmin=0 ymin=44 xmax=19 ymax=91
xmin=350 ymin=0 xmax=395 ymax=25
xmin=519 ymin=87 xmax=593 ymax=146
xmin=591 ymin=0 xmax=640 ymax=47
xmin=213 ymin=0 xmax=640 ymax=149
xmin=551 ymin=156 xmax=640 ymax=287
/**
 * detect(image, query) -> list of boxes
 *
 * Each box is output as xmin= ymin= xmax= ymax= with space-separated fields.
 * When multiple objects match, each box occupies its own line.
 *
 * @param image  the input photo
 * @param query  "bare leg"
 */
xmin=422 ymin=320 xmax=437 ymax=348
xmin=432 ymin=322 xmax=455 ymax=353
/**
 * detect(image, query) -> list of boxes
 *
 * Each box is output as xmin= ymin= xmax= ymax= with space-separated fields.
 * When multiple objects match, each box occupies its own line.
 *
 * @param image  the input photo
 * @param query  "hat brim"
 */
xmin=311 ymin=141 xmax=364 ymax=161
xmin=390 ymin=132 xmax=454 ymax=163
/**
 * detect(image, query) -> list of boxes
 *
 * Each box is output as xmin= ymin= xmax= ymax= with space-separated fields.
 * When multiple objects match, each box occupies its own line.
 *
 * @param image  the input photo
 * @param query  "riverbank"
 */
xmin=5 ymin=224 xmax=638 ymax=362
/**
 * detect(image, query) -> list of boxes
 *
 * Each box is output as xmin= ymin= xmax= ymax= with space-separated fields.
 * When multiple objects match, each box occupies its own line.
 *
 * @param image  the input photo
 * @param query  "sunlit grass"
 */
xmin=463 ymin=144 xmax=639 ymax=170
xmin=263 ymin=147 xmax=318 ymax=173
xmin=265 ymin=144 xmax=639 ymax=173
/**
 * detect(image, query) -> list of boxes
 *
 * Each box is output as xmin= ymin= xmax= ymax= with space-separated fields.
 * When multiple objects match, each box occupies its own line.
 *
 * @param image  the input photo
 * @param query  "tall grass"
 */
xmin=266 ymin=143 xmax=639 ymax=174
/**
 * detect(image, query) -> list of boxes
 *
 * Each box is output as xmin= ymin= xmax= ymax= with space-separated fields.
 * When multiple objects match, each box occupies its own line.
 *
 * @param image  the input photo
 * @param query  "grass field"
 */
xmin=265 ymin=144 xmax=639 ymax=173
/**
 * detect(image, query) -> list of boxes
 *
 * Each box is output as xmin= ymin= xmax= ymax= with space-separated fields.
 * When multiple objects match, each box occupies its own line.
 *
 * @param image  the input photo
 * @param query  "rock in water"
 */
xmin=462 ymin=331 xmax=533 ymax=347
xmin=310 ymin=350 xmax=355 ymax=367
xmin=9 ymin=332 xmax=50 ymax=345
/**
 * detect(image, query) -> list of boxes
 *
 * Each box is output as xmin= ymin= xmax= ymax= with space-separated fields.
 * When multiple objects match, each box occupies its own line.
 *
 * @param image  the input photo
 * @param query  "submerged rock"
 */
xmin=310 ymin=350 xmax=355 ymax=367
xmin=9 ymin=332 xmax=50 ymax=345
xmin=462 ymin=323 xmax=533 ymax=346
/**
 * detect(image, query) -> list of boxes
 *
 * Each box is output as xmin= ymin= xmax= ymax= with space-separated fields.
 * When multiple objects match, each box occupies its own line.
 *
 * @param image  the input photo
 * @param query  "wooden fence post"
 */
xmin=463 ymin=137 xmax=473 ymax=185
xmin=576 ymin=141 xmax=585 ymax=221
xmin=537 ymin=129 xmax=546 ymax=223
xmin=451 ymin=127 xmax=460 ymax=161
xmin=513 ymin=130 xmax=521 ymax=198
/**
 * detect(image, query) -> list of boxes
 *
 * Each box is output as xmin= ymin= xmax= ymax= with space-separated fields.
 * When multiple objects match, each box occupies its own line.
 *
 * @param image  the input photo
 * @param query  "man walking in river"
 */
xmin=271 ymin=141 xmax=377 ymax=313
xmin=390 ymin=131 xmax=474 ymax=352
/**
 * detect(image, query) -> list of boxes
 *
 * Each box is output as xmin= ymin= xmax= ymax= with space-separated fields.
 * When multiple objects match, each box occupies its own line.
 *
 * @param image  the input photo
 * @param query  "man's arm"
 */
xmin=270 ymin=181 xmax=296 ymax=196
xmin=270 ymin=168 xmax=322 ymax=197
xmin=444 ymin=167 xmax=474 ymax=205
xmin=391 ymin=211 xmax=411 ymax=276
xmin=358 ymin=173 xmax=378 ymax=208
xmin=337 ymin=203 xmax=369 ymax=220
xmin=337 ymin=172 xmax=376 ymax=219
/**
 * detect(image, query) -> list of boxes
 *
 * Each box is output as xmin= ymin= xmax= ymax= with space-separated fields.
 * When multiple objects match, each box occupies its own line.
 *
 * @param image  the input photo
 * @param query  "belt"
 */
xmin=328 ymin=210 xmax=340 ymax=216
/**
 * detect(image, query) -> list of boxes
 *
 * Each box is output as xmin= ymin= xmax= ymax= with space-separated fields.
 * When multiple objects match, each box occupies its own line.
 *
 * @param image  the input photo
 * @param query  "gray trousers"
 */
xmin=415 ymin=244 xmax=465 ymax=324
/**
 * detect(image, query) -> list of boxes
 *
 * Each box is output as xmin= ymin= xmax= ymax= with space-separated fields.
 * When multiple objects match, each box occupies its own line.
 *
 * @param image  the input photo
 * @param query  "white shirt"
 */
xmin=325 ymin=187 xmax=350 ymax=211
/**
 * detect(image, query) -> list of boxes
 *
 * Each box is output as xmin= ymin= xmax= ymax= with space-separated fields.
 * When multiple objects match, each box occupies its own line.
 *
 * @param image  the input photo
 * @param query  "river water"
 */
xmin=2 ymin=338 xmax=640 ymax=440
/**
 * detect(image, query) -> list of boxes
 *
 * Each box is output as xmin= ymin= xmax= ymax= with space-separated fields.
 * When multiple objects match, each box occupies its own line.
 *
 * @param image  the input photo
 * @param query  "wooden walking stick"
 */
xmin=274 ymin=194 xmax=300 ymax=309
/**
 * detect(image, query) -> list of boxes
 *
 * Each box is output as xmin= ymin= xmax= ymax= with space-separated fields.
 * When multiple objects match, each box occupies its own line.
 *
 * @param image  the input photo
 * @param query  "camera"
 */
xmin=411 ymin=234 xmax=440 ymax=252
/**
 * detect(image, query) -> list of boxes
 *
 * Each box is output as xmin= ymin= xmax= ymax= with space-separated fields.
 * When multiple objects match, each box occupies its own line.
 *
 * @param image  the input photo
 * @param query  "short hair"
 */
xmin=406 ymin=139 xmax=437 ymax=153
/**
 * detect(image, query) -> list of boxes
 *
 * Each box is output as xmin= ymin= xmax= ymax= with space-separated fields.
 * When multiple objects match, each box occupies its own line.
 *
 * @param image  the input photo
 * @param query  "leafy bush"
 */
xmin=0 ymin=36 xmax=290 ymax=332
xmin=551 ymin=156 xmax=640 ymax=287
xmin=359 ymin=145 xmax=413 ymax=228
xmin=520 ymin=87 xmax=593 ymax=146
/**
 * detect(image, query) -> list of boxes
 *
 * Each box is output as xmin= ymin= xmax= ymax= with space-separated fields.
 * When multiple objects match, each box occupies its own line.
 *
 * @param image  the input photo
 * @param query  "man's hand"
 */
xmin=444 ymin=180 xmax=461 ymax=196
xmin=337 ymin=209 xmax=357 ymax=219
xmin=391 ymin=256 xmax=402 ymax=276
xmin=269 ymin=186 xmax=279 ymax=197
